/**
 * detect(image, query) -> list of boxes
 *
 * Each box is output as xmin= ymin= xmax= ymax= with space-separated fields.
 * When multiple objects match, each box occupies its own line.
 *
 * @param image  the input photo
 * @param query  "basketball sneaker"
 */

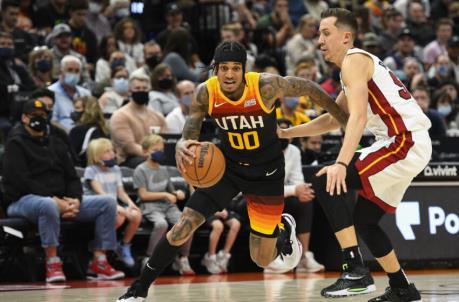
xmin=295 ymin=251 xmax=325 ymax=273
xmin=321 ymin=266 xmax=376 ymax=297
xmin=46 ymin=257 xmax=66 ymax=283
xmin=216 ymin=250 xmax=231 ymax=273
xmin=201 ymin=253 xmax=222 ymax=274
xmin=368 ymin=284 xmax=421 ymax=302
xmin=276 ymin=213 xmax=302 ymax=271
xmin=172 ymin=256 xmax=195 ymax=275
xmin=116 ymin=280 xmax=148 ymax=302
xmin=87 ymin=258 xmax=125 ymax=280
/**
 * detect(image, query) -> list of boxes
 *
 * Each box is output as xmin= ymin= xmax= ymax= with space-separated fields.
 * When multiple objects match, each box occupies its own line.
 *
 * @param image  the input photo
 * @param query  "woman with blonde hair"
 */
xmin=28 ymin=46 xmax=55 ymax=88
xmin=69 ymin=96 xmax=110 ymax=166
xmin=85 ymin=138 xmax=142 ymax=267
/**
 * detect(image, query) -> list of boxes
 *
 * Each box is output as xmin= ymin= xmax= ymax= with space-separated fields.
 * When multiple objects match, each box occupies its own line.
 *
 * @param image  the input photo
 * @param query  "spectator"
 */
xmin=294 ymin=62 xmax=323 ymax=119
xmin=300 ymin=135 xmax=324 ymax=165
xmin=285 ymin=15 xmax=321 ymax=76
xmin=165 ymin=80 xmax=194 ymax=134
xmin=35 ymin=0 xmax=69 ymax=32
xmin=49 ymin=55 xmax=91 ymax=132
xmin=427 ymin=54 xmax=457 ymax=91
xmin=201 ymin=208 xmax=241 ymax=274
xmin=423 ymin=18 xmax=454 ymax=67
xmin=69 ymin=96 xmax=110 ymax=166
xmin=134 ymin=134 xmax=194 ymax=275
xmin=67 ymin=0 xmax=99 ymax=70
xmin=30 ymin=88 xmax=80 ymax=164
xmin=95 ymin=38 xmax=136 ymax=83
xmin=303 ymin=0 xmax=328 ymax=20
xmin=380 ymin=8 xmax=404 ymax=56
xmin=107 ymin=0 xmax=130 ymax=26
xmin=256 ymin=0 xmax=294 ymax=47
xmin=450 ymin=2 xmax=459 ymax=36
xmin=412 ymin=86 xmax=446 ymax=137
xmin=276 ymin=96 xmax=310 ymax=126
xmin=264 ymin=119 xmax=324 ymax=274
xmin=149 ymin=63 xmax=179 ymax=116
xmin=132 ymin=40 xmax=162 ymax=79
xmin=48 ymin=23 xmax=91 ymax=84
xmin=0 ymin=31 xmax=36 ymax=135
xmin=401 ymin=57 xmax=425 ymax=91
xmin=99 ymin=66 xmax=130 ymax=118
xmin=85 ymin=138 xmax=142 ymax=267
xmin=162 ymin=27 xmax=206 ymax=82
xmin=432 ymin=87 xmax=458 ymax=130
xmin=85 ymin=0 xmax=112 ymax=44
xmin=114 ymin=18 xmax=144 ymax=67
xmin=220 ymin=22 xmax=257 ymax=72
xmin=362 ymin=32 xmax=384 ymax=59
xmin=28 ymin=46 xmax=56 ymax=88
xmin=447 ymin=36 xmax=459 ymax=81
xmin=110 ymin=73 xmax=167 ymax=168
xmin=405 ymin=1 xmax=434 ymax=46
xmin=0 ymin=0 xmax=35 ymax=62
xmin=383 ymin=28 xmax=423 ymax=73
xmin=3 ymin=99 xmax=124 ymax=282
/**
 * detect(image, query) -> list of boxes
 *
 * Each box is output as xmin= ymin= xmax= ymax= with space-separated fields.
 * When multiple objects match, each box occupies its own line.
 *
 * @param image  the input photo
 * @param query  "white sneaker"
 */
xmin=216 ymin=250 xmax=231 ymax=273
xmin=263 ymin=255 xmax=292 ymax=274
xmin=172 ymin=256 xmax=195 ymax=275
xmin=296 ymin=251 xmax=325 ymax=273
xmin=201 ymin=253 xmax=222 ymax=274
xmin=278 ymin=213 xmax=303 ymax=271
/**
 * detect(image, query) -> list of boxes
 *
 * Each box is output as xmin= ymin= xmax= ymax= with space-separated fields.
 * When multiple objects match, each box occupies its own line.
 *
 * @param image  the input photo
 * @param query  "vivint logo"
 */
xmin=424 ymin=165 xmax=457 ymax=177
xmin=396 ymin=202 xmax=459 ymax=240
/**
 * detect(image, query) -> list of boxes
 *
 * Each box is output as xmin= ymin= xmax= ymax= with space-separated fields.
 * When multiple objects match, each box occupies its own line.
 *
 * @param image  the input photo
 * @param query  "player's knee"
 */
xmin=167 ymin=209 xmax=205 ymax=246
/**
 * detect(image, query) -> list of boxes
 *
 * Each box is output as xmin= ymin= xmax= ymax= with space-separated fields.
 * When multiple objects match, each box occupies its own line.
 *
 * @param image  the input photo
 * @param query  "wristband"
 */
xmin=336 ymin=161 xmax=348 ymax=168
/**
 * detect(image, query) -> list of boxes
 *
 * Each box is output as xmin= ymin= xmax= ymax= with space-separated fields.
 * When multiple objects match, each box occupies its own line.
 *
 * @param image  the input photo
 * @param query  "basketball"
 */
xmin=181 ymin=142 xmax=225 ymax=188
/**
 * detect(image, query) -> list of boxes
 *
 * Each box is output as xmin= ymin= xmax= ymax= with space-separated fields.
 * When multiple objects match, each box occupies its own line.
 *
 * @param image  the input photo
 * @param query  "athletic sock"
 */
xmin=342 ymin=246 xmax=364 ymax=271
xmin=388 ymin=268 xmax=410 ymax=288
xmin=137 ymin=236 xmax=180 ymax=291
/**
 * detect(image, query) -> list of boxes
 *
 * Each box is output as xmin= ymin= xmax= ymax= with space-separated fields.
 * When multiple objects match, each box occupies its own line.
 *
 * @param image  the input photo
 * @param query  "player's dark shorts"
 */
xmin=186 ymin=156 xmax=285 ymax=237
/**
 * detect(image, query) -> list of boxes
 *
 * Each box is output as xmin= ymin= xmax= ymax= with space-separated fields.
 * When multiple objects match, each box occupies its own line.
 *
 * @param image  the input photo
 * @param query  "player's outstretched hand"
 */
xmin=176 ymin=139 xmax=200 ymax=173
xmin=316 ymin=164 xmax=347 ymax=196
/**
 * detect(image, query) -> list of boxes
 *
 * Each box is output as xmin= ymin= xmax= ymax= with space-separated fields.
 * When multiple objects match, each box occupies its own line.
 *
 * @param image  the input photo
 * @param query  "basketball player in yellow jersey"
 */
xmin=117 ymin=41 xmax=347 ymax=302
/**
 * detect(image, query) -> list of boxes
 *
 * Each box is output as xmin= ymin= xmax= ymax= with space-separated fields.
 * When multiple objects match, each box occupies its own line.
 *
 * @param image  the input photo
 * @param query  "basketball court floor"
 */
xmin=1 ymin=270 xmax=458 ymax=302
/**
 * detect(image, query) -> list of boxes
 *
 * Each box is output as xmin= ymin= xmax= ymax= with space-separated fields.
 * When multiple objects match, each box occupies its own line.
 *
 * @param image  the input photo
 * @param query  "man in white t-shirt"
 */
xmin=165 ymin=80 xmax=195 ymax=134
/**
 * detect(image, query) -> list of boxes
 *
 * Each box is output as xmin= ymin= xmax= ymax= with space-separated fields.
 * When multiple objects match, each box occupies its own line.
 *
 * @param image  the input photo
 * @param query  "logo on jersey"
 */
xmin=215 ymin=115 xmax=264 ymax=130
xmin=244 ymin=99 xmax=256 ymax=108
xmin=214 ymin=101 xmax=225 ymax=108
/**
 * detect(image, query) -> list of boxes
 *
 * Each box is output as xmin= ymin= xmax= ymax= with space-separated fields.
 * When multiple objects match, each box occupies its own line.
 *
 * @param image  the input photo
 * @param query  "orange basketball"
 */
xmin=181 ymin=142 xmax=226 ymax=188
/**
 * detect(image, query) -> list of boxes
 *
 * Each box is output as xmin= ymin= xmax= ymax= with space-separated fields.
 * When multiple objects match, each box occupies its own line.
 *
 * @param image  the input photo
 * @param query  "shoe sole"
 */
xmin=46 ymin=276 xmax=66 ymax=283
xmin=87 ymin=272 xmax=125 ymax=280
xmin=296 ymin=267 xmax=325 ymax=273
xmin=322 ymin=284 xmax=376 ymax=297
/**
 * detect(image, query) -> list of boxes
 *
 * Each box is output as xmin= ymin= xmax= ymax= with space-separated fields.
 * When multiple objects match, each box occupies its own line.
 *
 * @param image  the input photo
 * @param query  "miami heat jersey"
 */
xmin=206 ymin=72 xmax=281 ymax=165
xmin=341 ymin=48 xmax=431 ymax=140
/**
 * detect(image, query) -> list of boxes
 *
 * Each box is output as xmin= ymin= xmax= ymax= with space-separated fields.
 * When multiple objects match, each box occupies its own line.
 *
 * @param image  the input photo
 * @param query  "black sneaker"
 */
xmin=368 ymin=283 xmax=421 ymax=302
xmin=116 ymin=280 xmax=148 ymax=302
xmin=321 ymin=266 xmax=376 ymax=297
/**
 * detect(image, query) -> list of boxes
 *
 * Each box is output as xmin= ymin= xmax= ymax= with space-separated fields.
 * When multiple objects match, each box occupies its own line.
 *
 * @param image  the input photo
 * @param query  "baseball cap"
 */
xmin=51 ymin=23 xmax=72 ymax=38
xmin=399 ymin=28 xmax=413 ymax=39
xmin=23 ymin=99 xmax=48 ymax=114
xmin=363 ymin=32 xmax=380 ymax=47
xmin=448 ymin=35 xmax=459 ymax=48
xmin=166 ymin=2 xmax=181 ymax=15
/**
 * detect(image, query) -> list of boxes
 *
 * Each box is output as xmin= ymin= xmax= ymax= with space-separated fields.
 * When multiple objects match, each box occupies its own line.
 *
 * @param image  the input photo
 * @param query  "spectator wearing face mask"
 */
xmin=98 ymin=66 xmax=130 ymax=119
xmin=108 ymin=0 xmax=130 ymax=26
xmin=29 ymin=46 xmax=56 ymax=88
xmin=48 ymin=55 xmax=91 ymax=132
xmin=69 ymin=96 xmax=110 ymax=166
xmin=412 ymin=86 xmax=446 ymax=137
xmin=95 ymin=39 xmax=136 ymax=83
xmin=432 ymin=88 xmax=458 ymax=131
xmin=300 ymin=135 xmax=324 ymax=165
xmin=131 ymin=40 xmax=162 ymax=79
xmin=85 ymin=0 xmax=112 ymax=44
xmin=165 ymin=80 xmax=194 ymax=134
xmin=276 ymin=96 xmax=310 ymax=126
xmin=149 ymin=63 xmax=180 ymax=116
xmin=110 ymin=74 xmax=167 ymax=169
xmin=427 ymin=54 xmax=456 ymax=91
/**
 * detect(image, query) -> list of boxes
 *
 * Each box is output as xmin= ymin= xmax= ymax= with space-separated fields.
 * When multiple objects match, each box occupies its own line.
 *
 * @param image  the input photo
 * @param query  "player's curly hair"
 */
xmin=210 ymin=41 xmax=247 ymax=84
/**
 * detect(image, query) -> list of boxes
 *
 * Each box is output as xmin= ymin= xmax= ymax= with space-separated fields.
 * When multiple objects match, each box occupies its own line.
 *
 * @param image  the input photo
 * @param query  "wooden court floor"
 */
xmin=0 ymin=270 xmax=458 ymax=302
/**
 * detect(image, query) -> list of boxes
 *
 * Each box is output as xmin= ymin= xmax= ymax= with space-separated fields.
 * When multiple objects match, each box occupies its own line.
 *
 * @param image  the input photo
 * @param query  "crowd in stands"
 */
xmin=0 ymin=0 xmax=458 ymax=282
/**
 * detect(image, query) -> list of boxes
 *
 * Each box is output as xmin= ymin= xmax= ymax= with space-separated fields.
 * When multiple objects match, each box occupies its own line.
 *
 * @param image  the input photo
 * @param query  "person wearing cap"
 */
xmin=362 ymin=32 xmax=383 ymax=58
xmin=49 ymin=23 xmax=91 ymax=84
xmin=117 ymin=40 xmax=347 ymax=302
xmin=2 ymin=99 xmax=125 ymax=283
xmin=383 ymin=28 xmax=423 ymax=72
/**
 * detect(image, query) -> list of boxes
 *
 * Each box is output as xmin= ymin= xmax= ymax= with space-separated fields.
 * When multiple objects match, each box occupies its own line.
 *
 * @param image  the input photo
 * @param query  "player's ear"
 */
xmin=343 ymin=31 xmax=353 ymax=45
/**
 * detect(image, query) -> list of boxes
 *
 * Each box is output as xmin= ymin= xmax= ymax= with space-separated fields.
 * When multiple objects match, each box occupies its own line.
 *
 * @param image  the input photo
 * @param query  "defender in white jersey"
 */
xmin=279 ymin=8 xmax=429 ymax=302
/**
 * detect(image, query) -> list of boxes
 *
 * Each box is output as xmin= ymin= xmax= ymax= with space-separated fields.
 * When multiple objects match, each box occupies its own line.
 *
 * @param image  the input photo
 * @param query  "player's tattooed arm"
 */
xmin=168 ymin=207 xmax=206 ymax=245
xmin=181 ymin=83 xmax=209 ymax=141
xmin=259 ymin=73 xmax=348 ymax=127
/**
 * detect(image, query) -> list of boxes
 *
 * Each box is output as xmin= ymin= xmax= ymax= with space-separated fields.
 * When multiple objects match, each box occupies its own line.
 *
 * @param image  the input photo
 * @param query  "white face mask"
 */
xmin=89 ymin=2 xmax=102 ymax=14
xmin=116 ymin=8 xmax=130 ymax=18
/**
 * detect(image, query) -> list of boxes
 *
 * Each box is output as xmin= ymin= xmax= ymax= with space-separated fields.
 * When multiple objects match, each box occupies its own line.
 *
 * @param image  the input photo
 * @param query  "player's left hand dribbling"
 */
xmin=316 ymin=164 xmax=347 ymax=196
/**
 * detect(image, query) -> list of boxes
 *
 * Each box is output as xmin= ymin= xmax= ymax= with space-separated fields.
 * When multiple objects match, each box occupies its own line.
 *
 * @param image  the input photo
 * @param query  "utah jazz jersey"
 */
xmin=206 ymin=72 xmax=282 ymax=165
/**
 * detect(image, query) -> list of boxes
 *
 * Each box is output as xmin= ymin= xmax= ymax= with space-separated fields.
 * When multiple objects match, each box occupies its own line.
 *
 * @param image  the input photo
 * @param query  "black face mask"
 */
xmin=0 ymin=47 xmax=14 ymax=60
xmin=35 ymin=59 xmax=52 ymax=73
xmin=29 ymin=115 xmax=48 ymax=132
xmin=131 ymin=91 xmax=149 ymax=105
xmin=146 ymin=55 xmax=161 ymax=69
xmin=157 ymin=78 xmax=173 ymax=90
xmin=280 ymin=138 xmax=289 ymax=150
xmin=70 ymin=111 xmax=83 ymax=122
